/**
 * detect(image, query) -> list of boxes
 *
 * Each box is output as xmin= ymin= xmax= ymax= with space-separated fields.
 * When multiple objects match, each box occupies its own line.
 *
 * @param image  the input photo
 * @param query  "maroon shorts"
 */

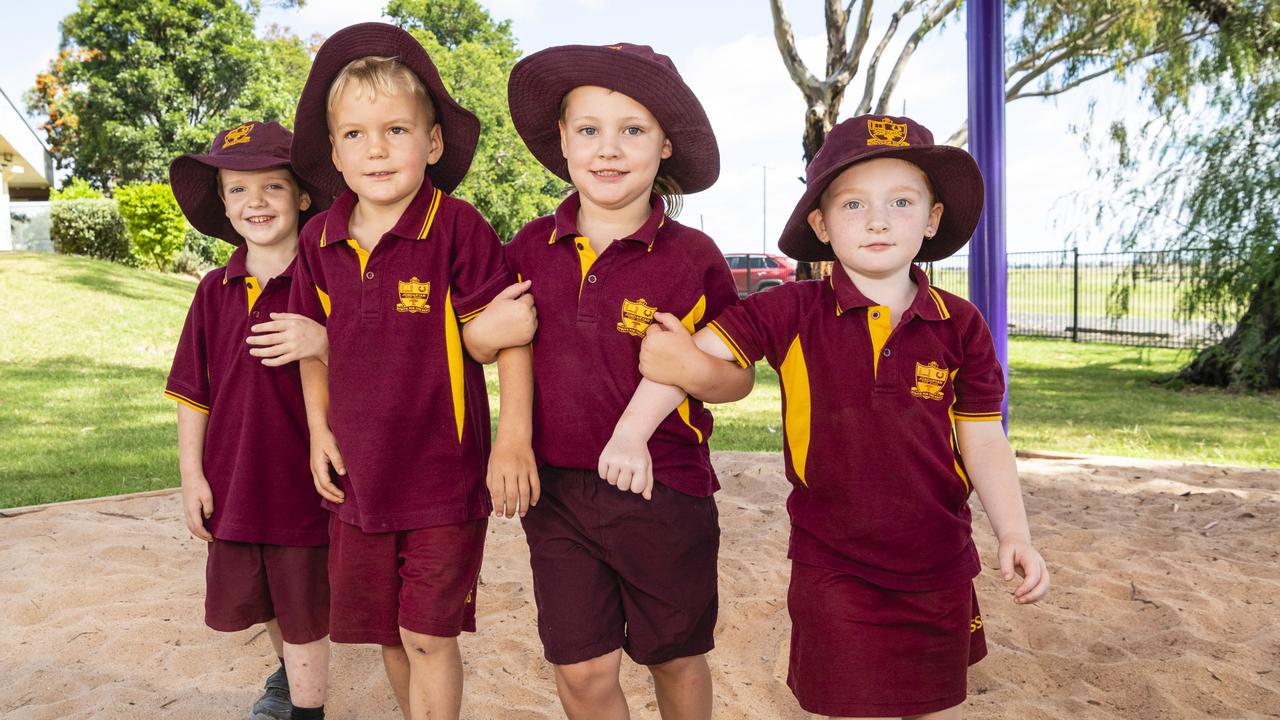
xmin=327 ymin=514 xmax=487 ymax=645
xmin=520 ymin=466 xmax=719 ymax=666
xmin=204 ymin=539 xmax=330 ymax=645
xmin=786 ymin=561 xmax=987 ymax=717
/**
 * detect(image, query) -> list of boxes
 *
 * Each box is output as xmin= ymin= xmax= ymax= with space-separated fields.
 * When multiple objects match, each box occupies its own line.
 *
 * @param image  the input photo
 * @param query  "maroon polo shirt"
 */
xmin=165 ymin=245 xmax=328 ymax=547
xmin=504 ymin=193 xmax=739 ymax=497
xmin=708 ymin=264 xmax=1006 ymax=591
xmin=288 ymin=178 xmax=511 ymax=533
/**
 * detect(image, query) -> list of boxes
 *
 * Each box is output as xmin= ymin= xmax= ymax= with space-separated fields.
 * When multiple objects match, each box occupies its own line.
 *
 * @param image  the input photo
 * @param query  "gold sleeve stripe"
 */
xmin=778 ymin=334 xmax=811 ymax=487
xmin=444 ymin=288 xmax=466 ymax=443
xmin=418 ymin=189 xmax=444 ymax=239
xmin=706 ymin=321 xmax=750 ymax=369
xmin=953 ymin=412 xmax=1004 ymax=422
xmin=315 ymin=285 xmax=332 ymax=317
xmin=927 ymin=287 xmax=951 ymax=319
xmin=457 ymin=303 xmax=488 ymax=324
xmin=164 ymin=390 xmax=210 ymax=415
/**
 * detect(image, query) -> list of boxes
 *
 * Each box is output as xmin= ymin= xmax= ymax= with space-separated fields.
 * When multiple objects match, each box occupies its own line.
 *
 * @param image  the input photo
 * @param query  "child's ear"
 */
xmin=660 ymin=136 xmax=673 ymax=160
xmin=807 ymin=207 xmax=830 ymax=244
xmin=558 ymin=120 xmax=569 ymax=159
xmin=329 ymin=136 xmax=343 ymax=174
xmin=926 ymin=202 xmax=944 ymax=239
xmin=298 ymin=191 xmax=312 ymax=213
xmin=425 ymin=123 xmax=445 ymax=165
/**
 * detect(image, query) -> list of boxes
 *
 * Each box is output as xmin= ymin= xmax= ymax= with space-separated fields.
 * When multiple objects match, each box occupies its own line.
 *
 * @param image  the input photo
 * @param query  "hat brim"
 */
xmin=508 ymin=46 xmax=719 ymax=194
xmin=291 ymin=22 xmax=480 ymax=197
xmin=170 ymin=154 xmax=328 ymax=245
xmin=778 ymin=145 xmax=985 ymax=263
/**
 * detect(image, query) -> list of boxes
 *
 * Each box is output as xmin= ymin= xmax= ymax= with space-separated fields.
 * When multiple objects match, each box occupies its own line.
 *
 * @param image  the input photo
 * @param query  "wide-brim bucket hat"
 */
xmin=169 ymin=121 xmax=329 ymax=244
xmin=291 ymin=22 xmax=480 ymax=197
xmin=778 ymin=114 xmax=984 ymax=263
xmin=508 ymin=43 xmax=719 ymax=194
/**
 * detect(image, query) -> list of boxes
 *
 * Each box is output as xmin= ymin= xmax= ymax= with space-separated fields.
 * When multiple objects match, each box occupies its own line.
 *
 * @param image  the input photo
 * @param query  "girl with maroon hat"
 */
xmin=166 ymin=120 xmax=334 ymax=720
xmin=635 ymin=114 xmax=1051 ymax=719
xmin=465 ymin=43 xmax=752 ymax=719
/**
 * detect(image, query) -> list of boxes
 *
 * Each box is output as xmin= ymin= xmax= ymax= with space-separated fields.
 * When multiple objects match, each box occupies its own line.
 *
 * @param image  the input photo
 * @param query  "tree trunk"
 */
xmin=1177 ymin=266 xmax=1280 ymax=391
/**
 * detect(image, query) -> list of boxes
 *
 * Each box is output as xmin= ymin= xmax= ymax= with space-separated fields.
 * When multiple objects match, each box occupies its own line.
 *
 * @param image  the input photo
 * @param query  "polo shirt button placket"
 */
xmin=587 ymin=274 xmax=598 ymax=284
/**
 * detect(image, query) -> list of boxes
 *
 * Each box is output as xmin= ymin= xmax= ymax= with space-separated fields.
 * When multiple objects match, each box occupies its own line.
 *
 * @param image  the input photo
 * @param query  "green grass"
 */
xmin=1 ymin=253 xmax=1276 ymax=508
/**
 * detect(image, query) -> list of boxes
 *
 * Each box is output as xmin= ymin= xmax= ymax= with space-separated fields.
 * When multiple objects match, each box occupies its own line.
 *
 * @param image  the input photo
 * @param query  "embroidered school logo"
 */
xmin=970 ymin=614 xmax=983 ymax=633
xmin=221 ymin=123 xmax=255 ymax=149
xmin=910 ymin=361 xmax=948 ymax=401
xmin=617 ymin=298 xmax=657 ymax=337
xmin=867 ymin=117 xmax=909 ymax=147
xmin=396 ymin=277 xmax=431 ymax=314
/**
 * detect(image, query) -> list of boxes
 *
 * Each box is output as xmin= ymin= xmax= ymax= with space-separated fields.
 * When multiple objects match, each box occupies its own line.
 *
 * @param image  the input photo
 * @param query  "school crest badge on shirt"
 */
xmin=396 ymin=277 xmax=431 ymax=314
xmin=617 ymin=298 xmax=657 ymax=337
xmin=910 ymin=361 xmax=948 ymax=401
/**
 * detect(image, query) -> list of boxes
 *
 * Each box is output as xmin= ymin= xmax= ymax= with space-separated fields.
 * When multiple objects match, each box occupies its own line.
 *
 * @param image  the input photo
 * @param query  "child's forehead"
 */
xmin=562 ymin=85 xmax=656 ymax=119
xmin=328 ymin=81 xmax=435 ymax=122
xmin=826 ymin=157 xmax=931 ymax=193
xmin=217 ymin=166 xmax=296 ymax=184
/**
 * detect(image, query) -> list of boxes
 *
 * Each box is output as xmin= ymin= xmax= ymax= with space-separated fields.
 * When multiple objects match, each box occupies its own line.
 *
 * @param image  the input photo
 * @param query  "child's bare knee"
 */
xmin=647 ymin=653 xmax=707 ymax=679
xmin=555 ymin=655 xmax=617 ymax=696
xmin=397 ymin=628 xmax=454 ymax=656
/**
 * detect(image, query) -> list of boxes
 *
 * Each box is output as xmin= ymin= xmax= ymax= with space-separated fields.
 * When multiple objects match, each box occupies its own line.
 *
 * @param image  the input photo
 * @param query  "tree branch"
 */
xmin=855 ymin=0 xmax=916 ymax=115
xmin=769 ymin=0 xmax=822 ymax=99
xmin=874 ymin=0 xmax=959 ymax=115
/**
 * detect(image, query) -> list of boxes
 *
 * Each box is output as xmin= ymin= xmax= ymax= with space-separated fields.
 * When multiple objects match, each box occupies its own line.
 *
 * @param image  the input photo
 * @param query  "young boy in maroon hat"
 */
xmin=284 ymin=22 xmax=535 ymax=720
xmin=633 ymin=115 xmax=1051 ymax=719
xmin=166 ymin=120 xmax=334 ymax=720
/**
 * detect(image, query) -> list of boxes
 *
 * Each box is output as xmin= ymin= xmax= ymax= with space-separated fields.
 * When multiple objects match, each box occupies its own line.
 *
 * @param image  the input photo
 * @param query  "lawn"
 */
xmin=1 ymin=252 xmax=1276 ymax=508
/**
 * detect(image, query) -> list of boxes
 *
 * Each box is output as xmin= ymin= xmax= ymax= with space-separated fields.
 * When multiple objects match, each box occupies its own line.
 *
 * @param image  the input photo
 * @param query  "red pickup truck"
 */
xmin=724 ymin=253 xmax=797 ymax=297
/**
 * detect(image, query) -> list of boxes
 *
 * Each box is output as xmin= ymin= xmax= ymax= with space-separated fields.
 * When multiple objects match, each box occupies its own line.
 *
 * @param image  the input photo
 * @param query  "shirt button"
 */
xmin=882 ymin=348 xmax=892 ymax=358
xmin=577 ymin=242 xmax=584 ymax=250
xmin=587 ymin=274 xmax=598 ymax=284
xmin=870 ymin=310 xmax=880 ymax=319
xmin=253 ymin=311 xmax=260 ymax=318
xmin=365 ymin=271 xmax=374 ymax=280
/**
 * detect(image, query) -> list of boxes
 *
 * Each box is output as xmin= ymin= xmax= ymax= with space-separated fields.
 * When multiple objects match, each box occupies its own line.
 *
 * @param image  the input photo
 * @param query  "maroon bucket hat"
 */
xmin=291 ymin=22 xmax=480 ymax=198
xmin=507 ymin=43 xmax=719 ymax=194
xmin=169 ymin=121 xmax=329 ymax=245
xmin=778 ymin=114 xmax=984 ymax=263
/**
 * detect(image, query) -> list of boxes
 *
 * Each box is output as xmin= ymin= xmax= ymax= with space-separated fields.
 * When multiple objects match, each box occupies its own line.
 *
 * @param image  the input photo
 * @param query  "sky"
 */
xmin=2 ymin=0 xmax=1150 ymax=254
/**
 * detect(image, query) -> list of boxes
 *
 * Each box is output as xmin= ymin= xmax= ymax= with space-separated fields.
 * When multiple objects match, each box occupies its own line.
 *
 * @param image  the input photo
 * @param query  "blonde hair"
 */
xmin=326 ymin=56 xmax=435 ymax=126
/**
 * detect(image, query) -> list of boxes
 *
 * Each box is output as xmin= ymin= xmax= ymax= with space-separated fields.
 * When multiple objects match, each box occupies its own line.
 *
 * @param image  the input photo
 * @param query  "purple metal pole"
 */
xmin=966 ymin=0 xmax=1010 ymax=428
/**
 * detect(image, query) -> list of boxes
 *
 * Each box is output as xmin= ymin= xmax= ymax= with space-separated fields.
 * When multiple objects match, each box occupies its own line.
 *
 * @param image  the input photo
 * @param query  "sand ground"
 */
xmin=2 ymin=452 xmax=1278 ymax=719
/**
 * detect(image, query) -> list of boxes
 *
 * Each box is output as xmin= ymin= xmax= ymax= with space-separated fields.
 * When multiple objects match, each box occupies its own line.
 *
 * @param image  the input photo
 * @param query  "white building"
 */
xmin=1 ymin=87 xmax=54 ymax=251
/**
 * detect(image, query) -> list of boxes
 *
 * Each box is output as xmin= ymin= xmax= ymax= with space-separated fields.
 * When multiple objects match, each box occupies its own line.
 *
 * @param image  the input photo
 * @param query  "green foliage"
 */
xmin=385 ymin=0 xmax=560 ymax=240
xmin=50 ymin=199 xmax=129 ymax=262
xmin=115 ymin=183 xmax=189 ymax=270
xmin=182 ymin=225 xmax=235 ymax=270
xmin=28 ymin=0 xmax=312 ymax=186
xmin=50 ymin=177 xmax=105 ymax=201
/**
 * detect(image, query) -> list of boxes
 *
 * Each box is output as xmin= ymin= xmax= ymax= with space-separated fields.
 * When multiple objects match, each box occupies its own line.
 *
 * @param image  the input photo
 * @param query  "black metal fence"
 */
xmin=923 ymin=249 xmax=1234 ymax=349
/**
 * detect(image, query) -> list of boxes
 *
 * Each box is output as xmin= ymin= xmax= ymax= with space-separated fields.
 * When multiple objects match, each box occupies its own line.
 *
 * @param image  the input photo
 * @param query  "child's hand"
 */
xmin=309 ymin=426 xmax=346 ymax=504
xmin=598 ymin=431 xmax=654 ymax=500
xmin=180 ymin=475 xmax=214 ymax=542
xmin=998 ymin=538 xmax=1050 ymax=604
xmin=639 ymin=312 xmax=698 ymax=387
xmin=487 ymin=438 xmax=540 ymax=518
xmin=247 ymin=313 xmax=329 ymax=366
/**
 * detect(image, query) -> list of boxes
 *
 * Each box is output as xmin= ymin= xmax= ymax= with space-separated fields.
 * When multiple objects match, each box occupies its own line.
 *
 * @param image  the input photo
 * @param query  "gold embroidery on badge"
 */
xmin=607 ymin=45 xmax=624 ymax=50
xmin=396 ymin=277 xmax=431 ymax=314
xmin=617 ymin=298 xmax=658 ymax=337
xmin=970 ymin=614 xmax=984 ymax=633
xmin=222 ymin=123 xmax=255 ymax=149
xmin=910 ymin=360 xmax=948 ymax=401
xmin=464 ymin=590 xmax=473 ymax=605
xmin=867 ymin=117 xmax=909 ymax=147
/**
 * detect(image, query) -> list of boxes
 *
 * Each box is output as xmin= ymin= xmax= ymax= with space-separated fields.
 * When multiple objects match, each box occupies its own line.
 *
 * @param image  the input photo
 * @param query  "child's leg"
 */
xmin=906 ymin=706 xmax=962 ymax=720
xmin=282 ymin=637 xmax=329 ymax=709
xmin=266 ymin=619 xmax=285 ymax=657
xmin=647 ymin=653 xmax=712 ymax=720
xmin=381 ymin=644 xmax=411 ymax=720
xmin=398 ymin=628 xmax=463 ymax=720
xmin=552 ymin=649 xmax=628 ymax=720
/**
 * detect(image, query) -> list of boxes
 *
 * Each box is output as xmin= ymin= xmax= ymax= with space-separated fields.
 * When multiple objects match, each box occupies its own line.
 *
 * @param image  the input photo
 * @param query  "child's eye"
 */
xmin=578 ymin=126 xmax=597 ymax=136
xmin=389 ymin=126 xmax=407 ymax=135
xmin=624 ymin=126 xmax=643 ymax=136
xmin=343 ymin=130 xmax=361 ymax=140
xmin=266 ymin=183 xmax=285 ymax=191
xmin=227 ymin=186 xmax=244 ymax=194
xmin=892 ymin=198 xmax=911 ymax=208
xmin=844 ymin=200 xmax=863 ymax=210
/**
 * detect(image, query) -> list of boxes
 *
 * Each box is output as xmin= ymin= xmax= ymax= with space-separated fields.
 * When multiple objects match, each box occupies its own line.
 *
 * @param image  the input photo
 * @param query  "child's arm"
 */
xmin=461 ymin=280 xmax=537 ymax=364
xmin=247 ymin=313 xmax=330 ymax=366
xmin=299 ymin=358 xmax=346 ymax=504
xmin=598 ymin=379 xmax=688 ymax=500
xmin=176 ymin=404 xmax=213 ymax=542
xmin=640 ymin=312 xmax=754 ymax=403
xmin=487 ymin=344 xmax=540 ymax=518
xmin=958 ymin=421 xmax=1050 ymax=604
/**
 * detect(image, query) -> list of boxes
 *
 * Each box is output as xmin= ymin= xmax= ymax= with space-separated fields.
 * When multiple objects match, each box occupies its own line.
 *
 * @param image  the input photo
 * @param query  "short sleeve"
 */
xmin=164 ymin=283 xmax=212 ymax=414
xmin=951 ymin=309 xmax=1006 ymax=422
xmin=288 ymin=226 xmax=329 ymax=324
xmin=697 ymin=247 xmax=738 ymax=333
xmin=706 ymin=282 xmax=806 ymax=369
xmin=448 ymin=201 xmax=515 ymax=323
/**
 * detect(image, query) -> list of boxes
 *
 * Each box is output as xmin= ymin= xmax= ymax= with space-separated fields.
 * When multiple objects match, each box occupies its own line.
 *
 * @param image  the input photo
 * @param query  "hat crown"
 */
xmin=809 ymin=115 xmax=934 ymax=183
xmin=208 ymin=121 xmax=292 ymax=161
xmin=601 ymin=43 xmax=679 ymax=74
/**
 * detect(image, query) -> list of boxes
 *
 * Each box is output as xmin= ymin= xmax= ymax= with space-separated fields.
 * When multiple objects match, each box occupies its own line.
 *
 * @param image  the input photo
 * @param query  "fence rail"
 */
xmin=923 ymin=249 xmax=1234 ymax=350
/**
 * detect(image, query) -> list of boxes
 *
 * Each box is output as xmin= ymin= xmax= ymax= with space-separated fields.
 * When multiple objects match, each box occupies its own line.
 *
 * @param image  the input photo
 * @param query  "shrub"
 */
xmin=115 ymin=182 xmax=188 ymax=270
xmin=49 ymin=177 xmax=106 ymax=201
xmin=182 ymin=225 xmax=235 ymax=270
xmin=49 ymin=199 xmax=130 ymax=262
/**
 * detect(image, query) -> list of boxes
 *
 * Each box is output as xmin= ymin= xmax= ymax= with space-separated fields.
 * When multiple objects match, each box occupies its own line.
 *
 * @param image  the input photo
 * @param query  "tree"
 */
xmin=1099 ymin=4 xmax=1279 ymax=391
xmin=384 ymin=0 xmax=561 ymax=240
xmin=769 ymin=0 xmax=1220 ymax=161
xmin=27 ymin=0 xmax=311 ymax=187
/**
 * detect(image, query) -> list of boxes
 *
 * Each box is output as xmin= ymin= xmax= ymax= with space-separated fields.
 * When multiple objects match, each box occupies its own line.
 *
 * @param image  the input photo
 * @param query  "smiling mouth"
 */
xmin=591 ymin=169 xmax=627 ymax=178
xmin=364 ymin=171 xmax=396 ymax=178
xmin=245 ymin=216 xmax=276 ymax=225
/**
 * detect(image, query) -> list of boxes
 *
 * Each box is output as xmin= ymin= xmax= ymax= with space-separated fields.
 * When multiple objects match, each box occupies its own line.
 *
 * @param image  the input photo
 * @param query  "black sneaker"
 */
xmin=249 ymin=665 xmax=292 ymax=720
